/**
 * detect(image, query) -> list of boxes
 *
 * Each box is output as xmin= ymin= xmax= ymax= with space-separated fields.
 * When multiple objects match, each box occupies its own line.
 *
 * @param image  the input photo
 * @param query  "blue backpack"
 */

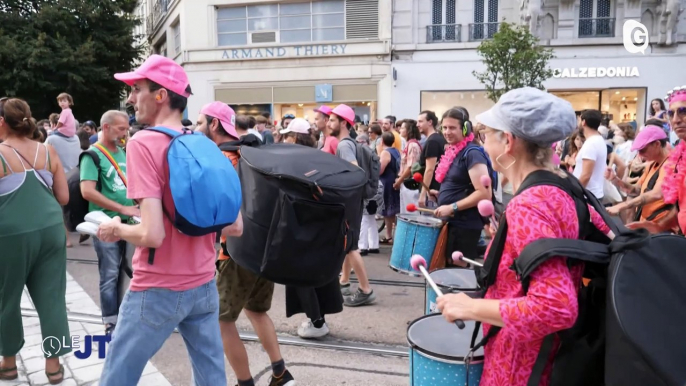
xmin=146 ymin=127 xmax=242 ymax=262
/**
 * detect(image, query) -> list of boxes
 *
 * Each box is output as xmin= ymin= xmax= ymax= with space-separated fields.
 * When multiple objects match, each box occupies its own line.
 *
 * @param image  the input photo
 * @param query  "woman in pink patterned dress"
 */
xmin=437 ymin=88 xmax=612 ymax=386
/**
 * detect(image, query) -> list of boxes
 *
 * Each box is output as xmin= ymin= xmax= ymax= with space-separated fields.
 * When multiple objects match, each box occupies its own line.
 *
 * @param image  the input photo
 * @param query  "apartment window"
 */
xmin=472 ymin=0 xmax=498 ymax=39
xmin=172 ymin=22 xmax=181 ymax=54
xmin=432 ymin=0 xmax=456 ymax=25
xmin=155 ymin=39 xmax=168 ymax=57
xmin=429 ymin=0 xmax=458 ymax=41
xmin=579 ymin=0 xmax=614 ymax=37
xmin=216 ymin=1 xmax=347 ymax=46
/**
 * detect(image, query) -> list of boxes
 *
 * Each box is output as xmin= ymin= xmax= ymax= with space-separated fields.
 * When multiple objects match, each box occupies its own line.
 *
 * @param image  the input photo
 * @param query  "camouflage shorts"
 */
xmin=216 ymin=258 xmax=274 ymax=322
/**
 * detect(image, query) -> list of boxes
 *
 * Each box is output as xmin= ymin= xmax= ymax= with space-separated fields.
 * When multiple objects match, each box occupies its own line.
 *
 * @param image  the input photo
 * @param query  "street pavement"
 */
xmin=4 ymin=231 xmax=429 ymax=386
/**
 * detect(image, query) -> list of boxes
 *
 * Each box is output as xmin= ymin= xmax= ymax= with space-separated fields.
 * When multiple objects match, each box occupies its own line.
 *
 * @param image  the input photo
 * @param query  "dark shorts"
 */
xmin=444 ymin=224 xmax=482 ymax=264
xmin=216 ymin=258 xmax=274 ymax=322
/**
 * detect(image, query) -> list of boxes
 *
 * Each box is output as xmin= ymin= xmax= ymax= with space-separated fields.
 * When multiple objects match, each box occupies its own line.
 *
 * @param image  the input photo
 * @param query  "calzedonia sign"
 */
xmin=553 ymin=66 xmax=640 ymax=78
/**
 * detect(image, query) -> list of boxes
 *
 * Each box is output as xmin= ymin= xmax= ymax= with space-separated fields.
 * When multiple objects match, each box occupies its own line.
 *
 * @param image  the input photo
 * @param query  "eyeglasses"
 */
xmin=667 ymin=107 xmax=686 ymax=120
xmin=283 ymin=114 xmax=295 ymax=119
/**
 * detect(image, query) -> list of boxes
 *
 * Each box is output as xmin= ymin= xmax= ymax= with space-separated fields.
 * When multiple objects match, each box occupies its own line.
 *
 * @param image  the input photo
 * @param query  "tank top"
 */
xmin=0 ymin=144 xmax=62 ymax=236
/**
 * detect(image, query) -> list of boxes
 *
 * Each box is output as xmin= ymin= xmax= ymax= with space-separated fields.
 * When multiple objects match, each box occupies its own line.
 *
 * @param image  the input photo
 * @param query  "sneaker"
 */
xmin=298 ymin=320 xmax=329 ymax=339
xmin=340 ymin=282 xmax=351 ymax=296
xmin=105 ymin=323 xmax=116 ymax=336
xmin=344 ymin=288 xmax=376 ymax=307
xmin=360 ymin=249 xmax=368 ymax=256
xmin=369 ymin=248 xmax=380 ymax=254
xmin=269 ymin=369 xmax=296 ymax=386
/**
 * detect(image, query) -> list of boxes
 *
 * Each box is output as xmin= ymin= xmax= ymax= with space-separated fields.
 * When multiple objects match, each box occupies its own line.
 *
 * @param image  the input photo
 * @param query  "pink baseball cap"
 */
xmin=314 ymin=105 xmax=332 ymax=116
xmin=631 ymin=125 xmax=667 ymax=151
xmin=280 ymin=118 xmax=311 ymax=134
xmin=114 ymin=55 xmax=192 ymax=98
xmin=200 ymin=102 xmax=238 ymax=139
xmin=331 ymin=104 xmax=355 ymax=127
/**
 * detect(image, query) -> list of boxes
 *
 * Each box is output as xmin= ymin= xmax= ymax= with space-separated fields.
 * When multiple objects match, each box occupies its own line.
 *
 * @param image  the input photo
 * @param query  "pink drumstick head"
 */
xmin=480 ymin=175 xmax=491 ymax=189
xmin=478 ymin=199 xmax=494 ymax=217
xmin=410 ymin=254 xmax=427 ymax=271
xmin=407 ymin=203 xmax=417 ymax=212
xmin=451 ymin=251 xmax=464 ymax=263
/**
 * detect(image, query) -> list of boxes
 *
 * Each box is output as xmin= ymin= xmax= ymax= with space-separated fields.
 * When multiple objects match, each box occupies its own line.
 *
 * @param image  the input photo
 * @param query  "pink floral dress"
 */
xmin=481 ymin=185 xmax=610 ymax=386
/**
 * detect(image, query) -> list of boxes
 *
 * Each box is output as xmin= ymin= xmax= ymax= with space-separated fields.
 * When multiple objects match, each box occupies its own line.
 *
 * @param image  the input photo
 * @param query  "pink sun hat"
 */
xmin=331 ymin=104 xmax=356 ymax=127
xmin=200 ymin=102 xmax=238 ymax=139
xmin=114 ymin=55 xmax=192 ymax=98
xmin=631 ymin=125 xmax=667 ymax=151
xmin=314 ymin=105 xmax=332 ymax=116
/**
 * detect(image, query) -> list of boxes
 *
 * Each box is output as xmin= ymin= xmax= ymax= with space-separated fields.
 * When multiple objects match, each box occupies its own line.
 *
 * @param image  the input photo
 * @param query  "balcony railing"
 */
xmin=578 ymin=17 xmax=615 ymax=38
xmin=426 ymin=24 xmax=462 ymax=43
xmin=152 ymin=0 xmax=169 ymax=30
xmin=469 ymin=22 xmax=500 ymax=41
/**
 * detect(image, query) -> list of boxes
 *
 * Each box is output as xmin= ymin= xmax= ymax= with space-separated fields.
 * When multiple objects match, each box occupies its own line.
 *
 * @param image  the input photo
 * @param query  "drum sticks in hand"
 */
xmin=411 ymin=254 xmax=466 ymax=329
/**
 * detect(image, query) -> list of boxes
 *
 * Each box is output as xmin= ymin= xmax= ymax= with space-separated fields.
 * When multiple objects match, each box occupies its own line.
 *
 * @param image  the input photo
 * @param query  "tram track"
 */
xmin=20 ymin=308 xmax=409 ymax=358
xmin=65 ymin=258 xmax=426 ymax=289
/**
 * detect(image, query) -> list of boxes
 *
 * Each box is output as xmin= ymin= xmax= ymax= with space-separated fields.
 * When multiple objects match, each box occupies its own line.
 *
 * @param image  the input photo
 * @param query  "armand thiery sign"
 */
xmin=553 ymin=67 xmax=640 ymax=78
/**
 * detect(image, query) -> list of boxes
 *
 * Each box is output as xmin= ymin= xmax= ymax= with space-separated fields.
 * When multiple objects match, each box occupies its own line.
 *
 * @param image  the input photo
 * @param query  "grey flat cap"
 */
xmin=476 ymin=87 xmax=577 ymax=145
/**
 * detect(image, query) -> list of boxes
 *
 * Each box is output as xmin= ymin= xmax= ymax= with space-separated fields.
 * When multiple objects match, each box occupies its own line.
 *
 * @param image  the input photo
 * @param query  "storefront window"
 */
xmin=420 ymin=91 xmax=494 ymax=121
xmin=217 ymin=1 xmax=345 ymax=47
xmin=551 ymin=88 xmax=646 ymax=125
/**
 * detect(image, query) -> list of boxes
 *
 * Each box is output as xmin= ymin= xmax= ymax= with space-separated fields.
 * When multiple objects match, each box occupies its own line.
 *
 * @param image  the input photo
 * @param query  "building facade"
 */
xmin=138 ymin=0 xmax=393 ymax=124
xmin=392 ymin=0 xmax=686 ymax=125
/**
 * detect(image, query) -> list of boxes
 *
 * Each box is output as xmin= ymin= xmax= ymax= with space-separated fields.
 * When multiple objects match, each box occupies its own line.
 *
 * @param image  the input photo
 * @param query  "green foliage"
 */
xmin=473 ymin=22 xmax=556 ymax=103
xmin=0 ymin=0 xmax=144 ymax=121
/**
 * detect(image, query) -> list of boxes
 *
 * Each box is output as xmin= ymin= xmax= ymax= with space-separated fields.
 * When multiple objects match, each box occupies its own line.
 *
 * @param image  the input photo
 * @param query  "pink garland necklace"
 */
xmin=435 ymin=133 xmax=475 ymax=184
xmin=662 ymin=141 xmax=686 ymax=205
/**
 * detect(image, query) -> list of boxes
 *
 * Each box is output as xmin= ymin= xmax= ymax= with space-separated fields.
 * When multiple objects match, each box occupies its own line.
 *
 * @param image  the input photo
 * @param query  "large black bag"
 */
xmin=473 ymin=170 xmax=686 ymax=386
xmin=64 ymin=151 xmax=100 ymax=231
xmin=225 ymin=143 xmax=367 ymax=287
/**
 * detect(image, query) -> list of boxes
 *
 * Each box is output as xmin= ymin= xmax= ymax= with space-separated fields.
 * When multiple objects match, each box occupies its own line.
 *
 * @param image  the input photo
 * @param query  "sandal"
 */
xmin=380 ymin=237 xmax=393 ymax=244
xmin=46 ymin=364 xmax=64 ymax=385
xmin=0 ymin=366 xmax=18 ymax=380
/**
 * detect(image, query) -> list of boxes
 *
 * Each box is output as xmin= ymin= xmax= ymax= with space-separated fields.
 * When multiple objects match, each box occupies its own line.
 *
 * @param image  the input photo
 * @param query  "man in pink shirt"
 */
xmin=97 ymin=55 xmax=243 ymax=386
xmin=315 ymin=105 xmax=339 ymax=155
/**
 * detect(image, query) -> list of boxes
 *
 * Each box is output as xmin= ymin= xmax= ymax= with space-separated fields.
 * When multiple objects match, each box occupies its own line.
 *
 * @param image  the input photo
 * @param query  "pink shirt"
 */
xmin=322 ymin=135 xmax=339 ymax=155
xmin=482 ymin=185 xmax=610 ymax=386
xmin=126 ymin=128 xmax=216 ymax=291
xmin=58 ymin=108 xmax=76 ymax=137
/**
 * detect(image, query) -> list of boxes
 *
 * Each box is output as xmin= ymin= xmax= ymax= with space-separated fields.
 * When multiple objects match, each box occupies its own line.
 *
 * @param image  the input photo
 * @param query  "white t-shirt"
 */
xmin=573 ymin=134 xmax=607 ymax=199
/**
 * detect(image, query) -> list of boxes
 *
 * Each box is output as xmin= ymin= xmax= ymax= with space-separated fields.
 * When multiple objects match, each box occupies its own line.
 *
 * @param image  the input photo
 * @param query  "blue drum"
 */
xmin=408 ymin=314 xmax=484 ymax=386
xmin=426 ymin=268 xmax=480 ymax=314
xmin=390 ymin=215 xmax=443 ymax=276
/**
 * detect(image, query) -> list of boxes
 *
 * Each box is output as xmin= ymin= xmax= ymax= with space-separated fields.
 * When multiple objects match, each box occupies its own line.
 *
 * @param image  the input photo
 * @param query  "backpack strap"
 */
xmin=79 ymin=150 xmax=102 ymax=190
xmin=142 ymin=126 xmax=183 ymax=266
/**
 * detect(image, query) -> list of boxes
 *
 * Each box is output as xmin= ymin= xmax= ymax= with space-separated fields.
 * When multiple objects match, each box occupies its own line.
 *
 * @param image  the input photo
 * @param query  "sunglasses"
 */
xmin=283 ymin=114 xmax=295 ymax=119
xmin=667 ymin=107 xmax=686 ymax=119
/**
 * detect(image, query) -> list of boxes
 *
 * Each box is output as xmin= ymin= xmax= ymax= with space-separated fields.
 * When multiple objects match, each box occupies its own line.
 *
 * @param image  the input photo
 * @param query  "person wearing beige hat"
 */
xmin=280 ymin=118 xmax=316 ymax=147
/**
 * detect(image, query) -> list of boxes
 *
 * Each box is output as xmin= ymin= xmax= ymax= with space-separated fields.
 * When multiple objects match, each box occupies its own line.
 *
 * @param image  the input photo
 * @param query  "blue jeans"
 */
xmin=99 ymin=279 xmax=226 ymax=386
xmin=93 ymin=238 xmax=126 ymax=324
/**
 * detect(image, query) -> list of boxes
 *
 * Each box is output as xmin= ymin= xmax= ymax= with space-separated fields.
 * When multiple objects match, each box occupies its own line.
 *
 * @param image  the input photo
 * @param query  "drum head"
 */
xmin=431 ymin=268 xmax=479 ymax=291
xmin=407 ymin=314 xmax=484 ymax=361
xmin=398 ymin=214 xmax=443 ymax=228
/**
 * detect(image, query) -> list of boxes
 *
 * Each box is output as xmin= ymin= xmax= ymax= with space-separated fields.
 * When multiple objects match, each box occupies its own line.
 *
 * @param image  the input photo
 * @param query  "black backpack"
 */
xmin=341 ymin=137 xmax=380 ymax=200
xmin=470 ymin=170 xmax=686 ymax=386
xmin=64 ymin=150 xmax=100 ymax=231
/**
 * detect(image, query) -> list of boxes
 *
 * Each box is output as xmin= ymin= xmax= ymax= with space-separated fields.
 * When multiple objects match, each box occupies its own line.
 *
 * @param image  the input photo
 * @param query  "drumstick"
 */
xmin=452 ymin=251 xmax=484 ymax=268
xmin=478 ymin=175 xmax=499 ymax=231
xmin=411 ymin=254 xmax=466 ymax=329
xmin=406 ymin=203 xmax=435 ymax=214
xmin=413 ymin=172 xmax=431 ymax=192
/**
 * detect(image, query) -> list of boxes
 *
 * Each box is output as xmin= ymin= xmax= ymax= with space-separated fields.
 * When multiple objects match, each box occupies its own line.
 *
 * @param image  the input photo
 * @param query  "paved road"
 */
xmin=62 ymin=232 xmax=425 ymax=386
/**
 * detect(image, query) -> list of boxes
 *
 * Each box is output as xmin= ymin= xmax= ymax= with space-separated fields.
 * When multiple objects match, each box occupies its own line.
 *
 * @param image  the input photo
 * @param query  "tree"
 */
xmin=0 ymin=0 xmax=144 ymax=121
xmin=473 ymin=22 xmax=556 ymax=102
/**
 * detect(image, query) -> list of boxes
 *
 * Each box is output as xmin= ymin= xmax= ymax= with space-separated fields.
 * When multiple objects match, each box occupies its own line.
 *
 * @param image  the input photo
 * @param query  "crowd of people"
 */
xmin=0 ymin=51 xmax=685 ymax=386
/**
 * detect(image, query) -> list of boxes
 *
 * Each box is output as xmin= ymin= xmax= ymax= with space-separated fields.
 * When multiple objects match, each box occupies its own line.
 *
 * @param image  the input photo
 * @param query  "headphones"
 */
xmin=455 ymin=107 xmax=472 ymax=137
